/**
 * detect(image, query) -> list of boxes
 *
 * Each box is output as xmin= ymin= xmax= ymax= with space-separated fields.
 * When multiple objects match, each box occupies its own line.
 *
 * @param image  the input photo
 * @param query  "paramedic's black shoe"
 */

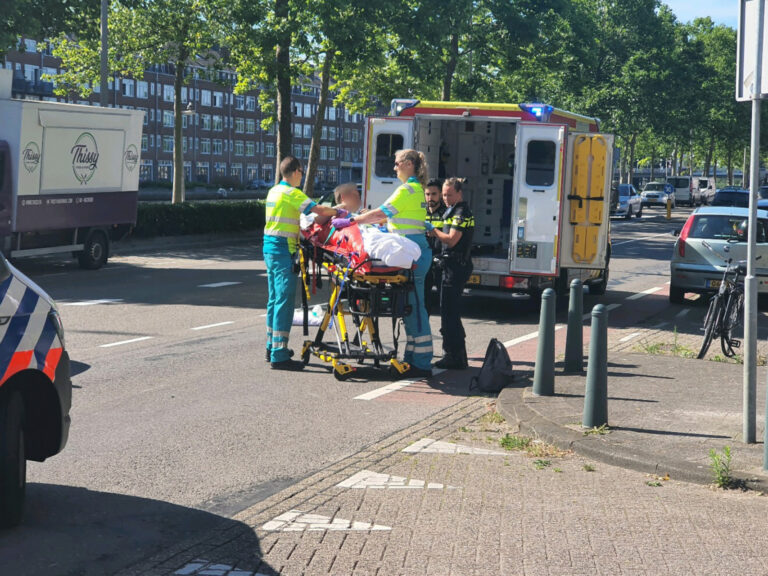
xmin=271 ymin=358 xmax=304 ymax=371
xmin=266 ymin=349 xmax=294 ymax=362
xmin=434 ymin=355 xmax=466 ymax=370
xmin=401 ymin=366 xmax=432 ymax=379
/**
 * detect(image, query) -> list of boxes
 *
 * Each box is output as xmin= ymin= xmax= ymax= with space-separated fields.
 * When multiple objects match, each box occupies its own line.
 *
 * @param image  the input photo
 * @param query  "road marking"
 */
xmin=262 ymin=510 xmax=391 ymax=532
xmin=626 ymin=286 xmax=663 ymax=300
xmin=354 ymin=368 xmax=446 ymax=401
xmin=100 ymin=336 xmax=153 ymax=348
xmin=191 ymin=321 xmax=235 ymax=331
xmin=582 ymin=303 xmax=620 ymax=321
xmin=611 ymin=232 xmax=673 ymax=247
xmin=675 ymin=308 xmax=691 ymax=319
xmin=173 ymin=560 xmax=269 ymax=575
xmin=502 ymin=325 xmax=564 ymax=348
xmin=198 ymin=281 xmax=242 ymax=288
xmin=402 ymin=438 xmax=507 ymax=456
xmin=651 ymin=321 xmax=669 ymax=329
xmin=60 ymin=298 xmax=124 ymax=306
xmin=337 ymin=470 xmax=450 ymax=490
xmin=619 ymin=332 xmax=641 ymax=343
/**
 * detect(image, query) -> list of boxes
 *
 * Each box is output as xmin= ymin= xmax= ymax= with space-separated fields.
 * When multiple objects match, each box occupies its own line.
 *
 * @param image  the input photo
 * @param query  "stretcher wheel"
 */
xmin=302 ymin=349 xmax=310 ymax=364
xmin=334 ymin=369 xmax=352 ymax=381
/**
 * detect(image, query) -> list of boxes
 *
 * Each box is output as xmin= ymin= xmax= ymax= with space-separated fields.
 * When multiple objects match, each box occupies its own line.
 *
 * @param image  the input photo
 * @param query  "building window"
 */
xmin=163 ymin=84 xmax=174 ymax=102
xmin=213 ymin=91 xmax=223 ymax=107
xmin=182 ymin=115 xmax=188 ymax=129
xmin=263 ymin=165 xmax=273 ymax=182
xmin=141 ymin=134 xmax=148 ymax=151
xmin=321 ymin=126 xmax=328 ymax=140
xmin=235 ymin=95 xmax=244 ymax=110
xmin=158 ymin=160 xmax=173 ymax=181
xmin=327 ymin=107 xmax=336 ymax=121
xmin=213 ymin=139 xmax=223 ymax=155
xmin=235 ymin=117 xmax=245 ymax=133
xmin=344 ymin=128 xmax=351 ymax=141
xmin=304 ymin=103 xmax=312 ymax=118
xmin=293 ymin=124 xmax=302 ymax=138
xmin=214 ymin=162 xmax=227 ymax=177
xmin=328 ymin=146 xmax=337 ymax=161
xmin=246 ymin=96 xmax=256 ymax=111
xmin=320 ymin=146 xmax=327 ymax=161
xmin=196 ymin=162 xmax=209 ymax=183
xmin=122 ymin=80 xmax=134 ymax=97
xmin=149 ymin=134 xmax=154 ymax=148
xmin=247 ymin=163 xmax=258 ymax=181
xmin=137 ymin=81 xmax=148 ymax=99
xmin=246 ymin=119 xmax=256 ymax=134
xmin=303 ymin=145 xmax=310 ymax=159
xmin=266 ymin=142 xmax=275 ymax=157
xmin=201 ymin=114 xmax=211 ymax=130
xmin=163 ymin=110 xmax=174 ymax=127
xmin=212 ymin=115 xmax=223 ymax=131
xmin=140 ymin=160 xmax=152 ymax=181
xmin=329 ymin=127 xmax=337 ymax=140
xmin=139 ymin=108 xmax=148 ymax=125
xmin=181 ymin=87 xmax=188 ymax=103
xmin=235 ymin=140 xmax=244 ymax=156
xmin=303 ymin=125 xmax=312 ymax=139
xmin=162 ymin=137 xmax=174 ymax=153
xmin=328 ymin=169 xmax=337 ymax=184
xmin=293 ymin=144 xmax=302 ymax=158
xmin=201 ymin=139 xmax=211 ymax=154
xmin=201 ymin=90 xmax=211 ymax=106
xmin=344 ymin=148 xmax=351 ymax=162
xmin=245 ymin=141 xmax=254 ymax=156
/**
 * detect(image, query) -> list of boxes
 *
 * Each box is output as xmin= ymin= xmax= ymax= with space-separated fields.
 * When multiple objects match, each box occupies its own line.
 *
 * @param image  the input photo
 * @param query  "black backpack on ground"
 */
xmin=470 ymin=338 xmax=513 ymax=393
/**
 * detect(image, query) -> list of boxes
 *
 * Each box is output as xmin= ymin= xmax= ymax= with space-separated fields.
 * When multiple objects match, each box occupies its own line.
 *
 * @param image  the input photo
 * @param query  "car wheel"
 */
xmin=625 ymin=206 xmax=632 ymax=220
xmin=78 ymin=230 xmax=109 ymax=270
xmin=0 ymin=390 xmax=26 ymax=529
xmin=636 ymin=205 xmax=643 ymax=218
xmin=669 ymin=285 xmax=686 ymax=304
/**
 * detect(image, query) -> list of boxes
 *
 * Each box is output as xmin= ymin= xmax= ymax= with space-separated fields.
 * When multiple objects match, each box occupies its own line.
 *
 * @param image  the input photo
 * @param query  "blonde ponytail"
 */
xmin=396 ymin=148 xmax=429 ymax=187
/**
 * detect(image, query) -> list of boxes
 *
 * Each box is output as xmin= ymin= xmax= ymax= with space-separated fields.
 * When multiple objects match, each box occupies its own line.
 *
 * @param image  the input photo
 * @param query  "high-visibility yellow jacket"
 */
xmin=264 ymin=182 xmax=315 ymax=253
xmin=380 ymin=177 xmax=427 ymax=236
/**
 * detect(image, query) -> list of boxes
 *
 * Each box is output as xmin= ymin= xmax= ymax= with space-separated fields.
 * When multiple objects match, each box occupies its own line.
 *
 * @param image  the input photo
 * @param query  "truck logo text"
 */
xmin=124 ymin=144 xmax=138 ymax=172
xmin=71 ymin=133 xmax=99 ymax=185
xmin=22 ymin=142 xmax=40 ymax=173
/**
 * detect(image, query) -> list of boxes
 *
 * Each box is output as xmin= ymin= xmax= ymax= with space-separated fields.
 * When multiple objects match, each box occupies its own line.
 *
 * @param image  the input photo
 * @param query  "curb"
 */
xmin=112 ymin=231 xmax=263 ymax=257
xmin=497 ymin=383 xmax=768 ymax=493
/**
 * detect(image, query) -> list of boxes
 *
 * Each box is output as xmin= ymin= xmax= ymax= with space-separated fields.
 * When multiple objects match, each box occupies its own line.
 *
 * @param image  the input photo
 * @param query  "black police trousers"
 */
xmin=439 ymin=259 xmax=472 ymax=357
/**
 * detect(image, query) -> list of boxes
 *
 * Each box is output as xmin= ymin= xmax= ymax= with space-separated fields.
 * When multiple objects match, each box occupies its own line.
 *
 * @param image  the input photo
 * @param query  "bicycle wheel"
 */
xmin=698 ymin=295 xmax=721 ymax=359
xmin=721 ymin=288 xmax=744 ymax=357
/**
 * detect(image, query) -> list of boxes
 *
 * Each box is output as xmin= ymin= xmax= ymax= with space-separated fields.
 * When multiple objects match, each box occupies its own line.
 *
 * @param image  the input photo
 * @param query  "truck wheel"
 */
xmin=590 ymin=267 xmax=609 ymax=295
xmin=0 ymin=391 xmax=26 ymax=529
xmin=78 ymin=231 xmax=109 ymax=270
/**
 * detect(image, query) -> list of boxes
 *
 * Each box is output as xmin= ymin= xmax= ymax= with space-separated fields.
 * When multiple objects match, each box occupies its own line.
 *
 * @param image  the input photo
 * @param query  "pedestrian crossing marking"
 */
xmin=261 ymin=509 xmax=391 ymax=532
xmin=402 ymin=438 xmax=507 ymax=456
xmin=337 ymin=469 xmax=452 ymax=489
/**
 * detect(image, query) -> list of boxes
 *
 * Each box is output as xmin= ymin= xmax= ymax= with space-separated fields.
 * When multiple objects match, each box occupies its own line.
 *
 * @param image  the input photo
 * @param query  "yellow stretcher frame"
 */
xmin=300 ymin=256 xmax=414 ymax=381
xmin=568 ymin=135 xmax=608 ymax=264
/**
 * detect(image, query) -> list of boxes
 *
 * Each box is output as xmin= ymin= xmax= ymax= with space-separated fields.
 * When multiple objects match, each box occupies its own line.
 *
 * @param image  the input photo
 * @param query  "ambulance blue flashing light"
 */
xmin=520 ymin=103 xmax=553 ymax=122
xmin=391 ymin=99 xmax=419 ymax=116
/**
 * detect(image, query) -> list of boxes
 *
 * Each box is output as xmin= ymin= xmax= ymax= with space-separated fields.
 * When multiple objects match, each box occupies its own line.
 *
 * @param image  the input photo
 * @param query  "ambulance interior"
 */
xmin=416 ymin=118 xmax=519 ymax=258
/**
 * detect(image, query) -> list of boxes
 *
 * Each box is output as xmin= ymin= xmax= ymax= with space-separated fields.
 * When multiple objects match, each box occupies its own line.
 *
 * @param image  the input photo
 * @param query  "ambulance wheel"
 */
xmin=0 ymin=390 xmax=26 ymax=528
xmin=78 ymin=230 xmax=109 ymax=270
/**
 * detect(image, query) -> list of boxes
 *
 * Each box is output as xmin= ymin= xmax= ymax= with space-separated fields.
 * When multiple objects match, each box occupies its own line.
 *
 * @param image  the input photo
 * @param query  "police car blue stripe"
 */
xmin=34 ymin=316 xmax=58 ymax=371
xmin=0 ymin=287 xmax=39 ymax=370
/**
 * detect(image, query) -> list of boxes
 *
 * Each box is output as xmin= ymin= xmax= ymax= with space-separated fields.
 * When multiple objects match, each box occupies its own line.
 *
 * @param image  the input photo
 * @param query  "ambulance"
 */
xmin=362 ymin=100 xmax=613 ymax=298
xmin=0 ymin=255 xmax=70 ymax=528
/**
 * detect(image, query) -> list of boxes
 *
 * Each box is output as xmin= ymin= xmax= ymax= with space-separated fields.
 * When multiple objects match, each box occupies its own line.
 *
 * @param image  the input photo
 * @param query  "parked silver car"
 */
xmin=610 ymin=183 xmax=643 ymax=219
xmin=640 ymin=182 xmax=675 ymax=208
xmin=669 ymin=206 xmax=768 ymax=303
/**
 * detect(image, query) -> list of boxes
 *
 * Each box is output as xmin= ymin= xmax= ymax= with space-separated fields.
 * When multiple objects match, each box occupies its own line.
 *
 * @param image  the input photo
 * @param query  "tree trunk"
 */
xmin=275 ymin=0 xmax=292 ymax=185
xmin=743 ymin=146 xmax=748 ymax=188
xmin=305 ymin=51 xmax=333 ymax=198
xmin=441 ymin=32 xmax=459 ymax=101
xmin=628 ymin=134 xmax=636 ymax=187
xmin=672 ymin=144 xmax=678 ymax=176
xmin=705 ymin=133 xmax=714 ymax=177
xmin=172 ymin=60 xmax=185 ymax=204
xmin=649 ymin=149 xmax=655 ymax=181
xmin=727 ymin=149 xmax=733 ymax=185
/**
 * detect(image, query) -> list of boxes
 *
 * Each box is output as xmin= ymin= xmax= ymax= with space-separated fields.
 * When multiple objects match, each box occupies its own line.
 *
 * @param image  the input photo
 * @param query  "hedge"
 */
xmin=134 ymin=200 xmax=265 ymax=238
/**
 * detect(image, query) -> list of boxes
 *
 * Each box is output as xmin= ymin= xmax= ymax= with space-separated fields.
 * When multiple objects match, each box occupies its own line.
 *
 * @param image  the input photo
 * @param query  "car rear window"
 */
xmin=713 ymin=191 xmax=749 ymax=207
xmin=689 ymin=215 xmax=768 ymax=242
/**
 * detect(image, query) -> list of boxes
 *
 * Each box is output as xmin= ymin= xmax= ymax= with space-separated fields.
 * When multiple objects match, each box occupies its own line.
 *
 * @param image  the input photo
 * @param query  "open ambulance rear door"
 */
xmin=362 ymin=117 xmax=413 ymax=210
xmin=559 ymin=133 xmax=613 ymax=272
xmin=510 ymin=123 xmax=565 ymax=276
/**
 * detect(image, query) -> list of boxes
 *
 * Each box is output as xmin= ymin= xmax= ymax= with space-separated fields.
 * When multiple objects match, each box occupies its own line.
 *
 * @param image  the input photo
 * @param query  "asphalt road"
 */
xmin=0 ymin=206 xmax=701 ymax=575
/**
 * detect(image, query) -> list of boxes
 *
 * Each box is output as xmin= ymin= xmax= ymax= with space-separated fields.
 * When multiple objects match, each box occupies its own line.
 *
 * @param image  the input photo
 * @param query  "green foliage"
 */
xmin=533 ymin=459 xmax=551 ymax=470
xmin=499 ymin=434 xmax=532 ymax=451
xmin=134 ymin=201 xmax=264 ymax=237
xmin=709 ymin=445 xmax=733 ymax=488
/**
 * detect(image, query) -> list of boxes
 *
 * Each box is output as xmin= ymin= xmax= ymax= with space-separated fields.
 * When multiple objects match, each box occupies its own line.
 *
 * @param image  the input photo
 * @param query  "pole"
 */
xmin=748 ymin=0 xmax=764 ymax=446
xmin=564 ymin=279 xmax=583 ymax=373
xmin=533 ymin=288 xmax=556 ymax=396
xmin=583 ymin=304 xmax=608 ymax=429
xmin=100 ymin=0 xmax=108 ymax=108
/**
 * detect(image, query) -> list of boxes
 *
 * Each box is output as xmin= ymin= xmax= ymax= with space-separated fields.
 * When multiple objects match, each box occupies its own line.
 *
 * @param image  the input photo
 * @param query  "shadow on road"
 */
xmin=0 ymin=484 xmax=276 ymax=576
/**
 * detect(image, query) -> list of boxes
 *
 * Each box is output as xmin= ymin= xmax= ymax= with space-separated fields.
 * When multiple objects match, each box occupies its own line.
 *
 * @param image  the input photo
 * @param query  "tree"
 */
xmin=51 ymin=0 xmax=226 ymax=203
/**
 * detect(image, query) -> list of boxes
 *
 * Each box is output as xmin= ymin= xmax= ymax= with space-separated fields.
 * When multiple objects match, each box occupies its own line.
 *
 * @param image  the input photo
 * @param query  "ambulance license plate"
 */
xmin=708 ymin=279 xmax=721 ymax=289
xmin=468 ymin=274 xmax=481 ymax=285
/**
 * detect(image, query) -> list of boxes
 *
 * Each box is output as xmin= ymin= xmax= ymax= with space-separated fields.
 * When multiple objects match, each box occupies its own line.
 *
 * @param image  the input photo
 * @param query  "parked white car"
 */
xmin=640 ymin=182 xmax=675 ymax=208
xmin=611 ymin=183 xmax=643 ymax=219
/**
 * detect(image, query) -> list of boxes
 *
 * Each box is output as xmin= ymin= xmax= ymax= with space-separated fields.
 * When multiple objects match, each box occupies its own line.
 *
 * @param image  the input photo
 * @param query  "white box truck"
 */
xmin=362 ymin=99 xmax=613 ymax=298
xmin=0 ymin=69 xmax=143 ymax=269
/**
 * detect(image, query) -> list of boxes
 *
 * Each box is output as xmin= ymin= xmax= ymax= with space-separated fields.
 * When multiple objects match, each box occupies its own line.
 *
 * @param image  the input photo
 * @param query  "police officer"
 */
xmin=428 ymin=177 xmax=474 ymax=369
xmin=424 ymin=178 xmax=446 ymax=311
xmin=264 ymin=156 xmax=342 ymax=370
xmin=332 ymin=149 xmax=433 ymax=378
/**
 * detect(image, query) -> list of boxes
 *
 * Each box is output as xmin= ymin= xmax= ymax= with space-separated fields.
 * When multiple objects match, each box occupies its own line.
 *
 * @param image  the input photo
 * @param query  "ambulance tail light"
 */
xmin=499 ymin=276 xmax=516 ymax=289
xmin=677 ymin=215 xmax=695 ymax=258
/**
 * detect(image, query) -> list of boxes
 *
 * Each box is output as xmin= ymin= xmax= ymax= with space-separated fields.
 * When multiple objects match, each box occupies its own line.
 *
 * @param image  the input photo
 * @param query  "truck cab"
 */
xmin=363 ymin=100 xmax=613 ymax=299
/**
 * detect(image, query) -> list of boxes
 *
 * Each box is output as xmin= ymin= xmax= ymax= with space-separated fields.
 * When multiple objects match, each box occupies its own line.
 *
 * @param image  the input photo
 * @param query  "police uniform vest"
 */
xmin=381 ymin=178 xmax=427 ymax=235
xmin=264 ymin=182 xmax=314 ymax=253
xmin=441 ymin=201 xmax=475 ymax=265
xmin=426 ymin=204 xmax=446 ymax=251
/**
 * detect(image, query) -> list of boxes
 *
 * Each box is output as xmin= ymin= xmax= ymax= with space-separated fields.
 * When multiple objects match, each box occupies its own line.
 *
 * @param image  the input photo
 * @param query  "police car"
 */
xmin=0 ymin=255 xmax=70 ymax=528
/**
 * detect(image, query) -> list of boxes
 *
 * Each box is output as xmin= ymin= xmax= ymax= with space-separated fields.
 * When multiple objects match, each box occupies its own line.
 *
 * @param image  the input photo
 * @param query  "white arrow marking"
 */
xmin=262 ymin=510 xmax=391 ymax=532
xmin=402 ymin=438 xmax=507 ymax=456
xmin=337 ymin=470 xmax=451 ymax=489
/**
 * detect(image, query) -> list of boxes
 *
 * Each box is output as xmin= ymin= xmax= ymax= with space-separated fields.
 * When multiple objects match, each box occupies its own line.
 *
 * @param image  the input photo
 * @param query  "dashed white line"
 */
xmin=100 ymin=336 xmax=154 ymax=348
xmin=60 ymin=298 xmax=124 ymax=306
xmin=191 ymin=321 xmax=235 ymax=331
xmin=619 ymin=332 xmax=641 ymax=343
xmin=675 ymin=308 xmax=691 ymax=319
xmin=502 ymin=325 xmax=564 ymax=348
xmin=626 ymin=286 xmax=663 ymax=300
xmin=354 ymin=368 xmax=446 ymax=401
xmin=198 ymin=281 xmax=242 ymax=288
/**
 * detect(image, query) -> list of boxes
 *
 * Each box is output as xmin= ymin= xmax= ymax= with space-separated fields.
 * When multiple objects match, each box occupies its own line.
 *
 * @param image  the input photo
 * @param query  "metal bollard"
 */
xmin=533 ymin=288 xmax=556 ymax=396
xmin=564 ymin=279 xmax=583 ymax=373
xmin=583 ymin=304 xmax=608 ymax=428
xmin=666 ymin=196 xmax=672 ymax=220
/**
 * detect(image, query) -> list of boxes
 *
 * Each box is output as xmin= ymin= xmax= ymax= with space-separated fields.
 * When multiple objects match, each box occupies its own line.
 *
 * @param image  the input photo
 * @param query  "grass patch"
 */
xmin=710 ymin=446 xmax=733 ymax=489
xmin=583 ymin=424 xmax=610 ymax=436
xmin=583 ymin=464 xmax=596 ymax=472
xmin=635 ymin=326 xmax=696 ymax=359
xmin=499 ymin=433 xmax=569 ymax=458
xmin=645 ymin=481 xmax=663 ymax=487
xmin=479 ymin=411 xmax=505 ymax=425
xmin=533 ymin=459 xmax=551 ymax=470
xmin=500 ymin=434 xmax=531 ymax=451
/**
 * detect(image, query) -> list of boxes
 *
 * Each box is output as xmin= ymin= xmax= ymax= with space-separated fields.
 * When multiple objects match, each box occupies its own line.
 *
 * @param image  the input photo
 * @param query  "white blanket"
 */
xmin=360 ymin=226 xmax=421 ymax=269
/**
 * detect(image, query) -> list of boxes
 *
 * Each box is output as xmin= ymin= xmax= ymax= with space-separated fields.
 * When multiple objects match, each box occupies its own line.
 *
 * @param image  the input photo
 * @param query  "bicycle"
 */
xmin=697 ymin=241 xmax=747 ymax=359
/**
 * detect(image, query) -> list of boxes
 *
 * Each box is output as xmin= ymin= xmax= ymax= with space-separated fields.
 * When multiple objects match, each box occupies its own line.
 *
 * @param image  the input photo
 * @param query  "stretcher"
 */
xmin=298 ymin=221 xmax=416 ymax=380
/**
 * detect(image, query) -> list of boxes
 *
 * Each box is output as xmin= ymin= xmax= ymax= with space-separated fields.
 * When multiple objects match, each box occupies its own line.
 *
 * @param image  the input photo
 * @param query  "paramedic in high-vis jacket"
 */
xmin=263 ymin=156 xmax=342 ymax=370
xmin=332 ymin=149 xmax=433 ymax=378
xmin=427 ymin=177 xmax=474 ymax=369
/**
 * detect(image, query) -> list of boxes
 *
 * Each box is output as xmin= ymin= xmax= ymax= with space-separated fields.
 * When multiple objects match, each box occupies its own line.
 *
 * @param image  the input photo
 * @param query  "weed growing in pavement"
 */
xmin=458 ymin=426 xmax=471 ymax=433
xmin=583 ymin=424 xmax=610 ymax=436
xmin=500 ymin=434 xmax=532 ymax=451
xmin=635 ymin=327 xmax=696 ymax=359
xmin=479 ymin=411 xmax=505 ymax=425
xmin=583 ymin=464 xmax=596 ymax=472
xmin=645 ymin=481 xmax=663 ymax=487
xmin=710 ymin=446 xmax=733 ymax=488
xmin=499 ymin=434 xmax=569 ymax=458
xmin=553 ymin=468 xmax=563 ymax=473
xmin=533 ymin=459 xmax=551 ymax=470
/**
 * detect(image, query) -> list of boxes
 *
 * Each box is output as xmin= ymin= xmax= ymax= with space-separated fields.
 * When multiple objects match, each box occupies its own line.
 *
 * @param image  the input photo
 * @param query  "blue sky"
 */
xmin=663 ymin=0 xmax=738 ymax=27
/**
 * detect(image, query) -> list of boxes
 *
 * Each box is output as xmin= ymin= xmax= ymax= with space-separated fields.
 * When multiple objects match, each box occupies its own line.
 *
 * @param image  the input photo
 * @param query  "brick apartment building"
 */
xmin=3 ymin=38 xmax=366 ymax=190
